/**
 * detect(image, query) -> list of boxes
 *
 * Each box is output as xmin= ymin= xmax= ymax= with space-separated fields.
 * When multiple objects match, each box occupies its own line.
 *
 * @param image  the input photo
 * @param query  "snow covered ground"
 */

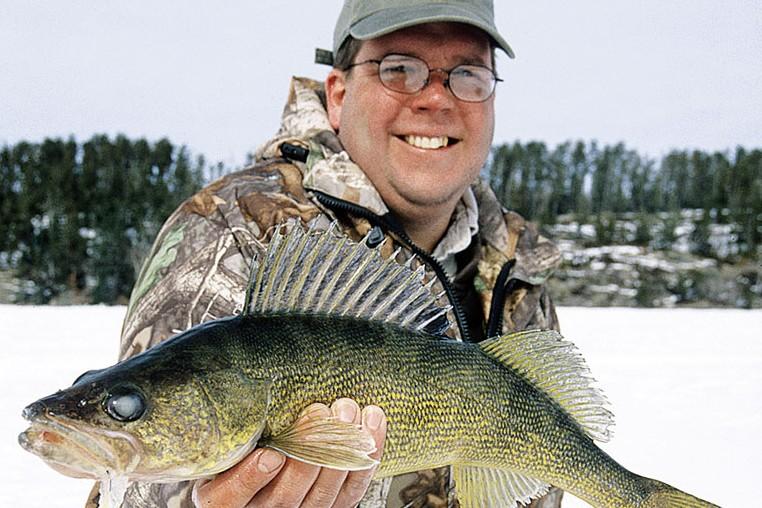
xmin=1 ymin=305 xmax=760 ymax=507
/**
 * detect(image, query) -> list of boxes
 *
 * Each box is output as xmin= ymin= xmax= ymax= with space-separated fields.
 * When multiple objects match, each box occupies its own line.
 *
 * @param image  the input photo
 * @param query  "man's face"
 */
xmin=326 ymin=23 xmax=495 ymax=216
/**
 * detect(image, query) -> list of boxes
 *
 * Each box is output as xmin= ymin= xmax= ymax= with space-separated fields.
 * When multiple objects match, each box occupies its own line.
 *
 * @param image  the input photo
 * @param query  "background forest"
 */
xmin=487 ymin=141 xmax=761 ymax=308
xmin=1 ymin=135 xmax=760 ymax=307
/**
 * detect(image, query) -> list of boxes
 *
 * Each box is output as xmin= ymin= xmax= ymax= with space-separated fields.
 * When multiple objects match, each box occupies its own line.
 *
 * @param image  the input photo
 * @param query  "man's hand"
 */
xmin=193 ymin=398 xmax=387 ymax=507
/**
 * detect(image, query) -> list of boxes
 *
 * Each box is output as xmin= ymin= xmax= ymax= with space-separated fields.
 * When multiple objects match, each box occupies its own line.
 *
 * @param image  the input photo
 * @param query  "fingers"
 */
xmin=300 ymin=399 xmax=358 ymax=507
xmin=193 ymin=400 xmax=387 ymax=508
xmin=332 ymin=404 xmax=387 ymax=508
xmin=246 ymin=457 xmax=321 ymax=507
xmin=193 ymin=447 xmax=285 ymax=508
xmin=245 ymin=403 xmax=329 ymax=507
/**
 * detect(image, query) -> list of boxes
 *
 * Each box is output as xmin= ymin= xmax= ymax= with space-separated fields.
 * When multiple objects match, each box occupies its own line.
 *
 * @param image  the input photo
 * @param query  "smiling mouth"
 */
xmin=399 ymin=135 xmax=459 ymax=150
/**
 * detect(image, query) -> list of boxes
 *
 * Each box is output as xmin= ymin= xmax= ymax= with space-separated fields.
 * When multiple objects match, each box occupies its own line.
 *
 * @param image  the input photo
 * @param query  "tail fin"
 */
xmin=641 ymin=479 xmax=719 ymax=508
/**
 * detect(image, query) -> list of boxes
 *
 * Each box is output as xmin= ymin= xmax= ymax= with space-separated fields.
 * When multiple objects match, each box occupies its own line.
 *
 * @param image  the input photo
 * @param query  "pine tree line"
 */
xmin=486 ymin=141 xmax=762 ymax=255
xmin=2 ymin=136 xmax=759 ymax=304
xmin=0 ymin=135 xmax=206 ymax=304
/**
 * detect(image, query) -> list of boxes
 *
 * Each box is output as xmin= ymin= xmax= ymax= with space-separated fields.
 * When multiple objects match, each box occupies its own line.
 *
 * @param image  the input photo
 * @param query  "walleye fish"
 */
xmin=19 ymin=224 xmax=717 ymax=508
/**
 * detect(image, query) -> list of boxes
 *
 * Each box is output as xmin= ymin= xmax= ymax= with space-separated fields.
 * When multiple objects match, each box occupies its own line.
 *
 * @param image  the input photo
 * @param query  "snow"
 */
xmin=564 ymin=245 xmax=717 ymax=273
xmin=1 ymin=305 xmax=760 ymax=507
xmin=556 ymin=307 xmax=762 ymax=507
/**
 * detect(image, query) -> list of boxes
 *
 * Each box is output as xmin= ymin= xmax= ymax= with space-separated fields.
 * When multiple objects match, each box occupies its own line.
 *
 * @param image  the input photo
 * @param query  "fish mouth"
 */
xmin=19 ymin=407 xmax=143 ymax=479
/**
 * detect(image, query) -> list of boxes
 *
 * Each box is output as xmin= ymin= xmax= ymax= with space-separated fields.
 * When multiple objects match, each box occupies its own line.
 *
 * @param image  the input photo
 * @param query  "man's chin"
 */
xmin=393 ymin=183 xmax=466 ymax=210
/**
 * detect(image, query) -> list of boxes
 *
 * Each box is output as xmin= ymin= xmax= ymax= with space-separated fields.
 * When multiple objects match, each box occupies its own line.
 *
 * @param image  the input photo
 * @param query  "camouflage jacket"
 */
xmin=86 ymin=77 xmax=562 ymax=508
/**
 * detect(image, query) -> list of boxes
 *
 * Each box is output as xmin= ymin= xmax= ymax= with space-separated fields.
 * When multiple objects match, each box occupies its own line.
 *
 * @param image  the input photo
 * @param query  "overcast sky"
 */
xmin=1 ymin=1 xmax=761 ymax=167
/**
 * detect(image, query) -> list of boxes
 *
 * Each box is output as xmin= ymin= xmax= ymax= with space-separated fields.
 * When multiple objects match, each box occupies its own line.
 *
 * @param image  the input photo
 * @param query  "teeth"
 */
xmin=404 ymin=135 xmax=449 ymax=149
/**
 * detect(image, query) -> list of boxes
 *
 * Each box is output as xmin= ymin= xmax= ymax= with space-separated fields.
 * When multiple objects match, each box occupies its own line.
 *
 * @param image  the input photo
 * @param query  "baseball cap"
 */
xmin=316 ymin=0 xmax=514 ymax=65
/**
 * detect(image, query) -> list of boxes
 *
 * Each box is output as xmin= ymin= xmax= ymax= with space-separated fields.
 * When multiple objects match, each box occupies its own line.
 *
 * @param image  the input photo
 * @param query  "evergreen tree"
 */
xmin=633 ymin=212 xmax=653 ymax=246
xmin=545 ymin=142 xmax=569 ymax=223
xmin=730 ymin=149 xmax=762 ymax=255
xmin=690 ymin=209 xmax=713 ymax=258
xmin=689 ymin=150 xmax=712 ymax=210
xmin=629 ymin=156 xmax=654 ymax=213
xmin=659 ymin=151 xmax=690 ymax=210
xmin=0 ymin=146 xmax=19 ymax=257
xmin=569 ymin=141 xmax=589 ymax=218
xmin=709 ymin=151 xmax=732 ymax=217
xmin=488 ymin=143 xmax=514 ymax=208
xmin=1 ymin=135 xmax=206 ymax=303
xmin=591 ymin=145 xmax=612 ymax=215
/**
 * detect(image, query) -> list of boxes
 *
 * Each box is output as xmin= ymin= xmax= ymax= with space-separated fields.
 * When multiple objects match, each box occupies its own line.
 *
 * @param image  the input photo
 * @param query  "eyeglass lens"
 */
xmin=377 ymin=54 xmax=497 ymax=102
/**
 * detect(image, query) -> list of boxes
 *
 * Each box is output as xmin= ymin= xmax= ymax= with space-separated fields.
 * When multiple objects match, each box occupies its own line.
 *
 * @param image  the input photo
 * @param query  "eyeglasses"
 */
xmin=345 ymin=54 xmax=502 ymax=103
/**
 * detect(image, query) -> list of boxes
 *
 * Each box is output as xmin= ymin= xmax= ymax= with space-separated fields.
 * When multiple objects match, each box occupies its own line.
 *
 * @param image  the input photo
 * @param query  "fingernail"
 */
xmin=304 ymin=403 xmax=330 ymax=420
xmin=257 ymin=449 xmax=284 ymax=473
xmin=334 ymin=400 xmax=358 ymax=422
xmin=364 ymin=406 xmax=384 ymax=431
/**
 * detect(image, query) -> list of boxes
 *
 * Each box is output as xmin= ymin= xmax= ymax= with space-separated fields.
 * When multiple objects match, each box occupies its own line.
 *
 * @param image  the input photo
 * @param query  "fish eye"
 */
xmin=103 ymin=387 xmax=146 ymax=422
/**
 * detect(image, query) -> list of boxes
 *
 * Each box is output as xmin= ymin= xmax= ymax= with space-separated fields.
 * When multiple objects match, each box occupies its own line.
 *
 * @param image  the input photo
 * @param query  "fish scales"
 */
xmin=19 ymin=224 xmax=718 ymax=507
xmin=172 ymin=313 xmax=497 ymax=472
xmin=152 ymin=312 xmax=698 ymax=507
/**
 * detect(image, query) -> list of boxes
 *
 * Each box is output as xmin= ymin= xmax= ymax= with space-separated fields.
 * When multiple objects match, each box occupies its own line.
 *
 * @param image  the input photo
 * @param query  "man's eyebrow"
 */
xmin=453 ymin=54 xmax=491 ymax=66
xmin=378 ymin=51 xmax=490 ymax=67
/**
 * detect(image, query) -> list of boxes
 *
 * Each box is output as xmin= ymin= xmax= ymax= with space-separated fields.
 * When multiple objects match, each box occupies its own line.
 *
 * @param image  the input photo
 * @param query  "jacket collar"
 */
xmin=255 ymin=77 xmax=483 ymax=264
xmin=255 ymin=77 xmax=560 ymax=284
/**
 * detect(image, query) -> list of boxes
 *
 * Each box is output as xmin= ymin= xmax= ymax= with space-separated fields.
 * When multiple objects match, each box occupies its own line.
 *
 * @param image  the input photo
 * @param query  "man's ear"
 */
xmin=325 ymin=68 xmax=346 ymax=131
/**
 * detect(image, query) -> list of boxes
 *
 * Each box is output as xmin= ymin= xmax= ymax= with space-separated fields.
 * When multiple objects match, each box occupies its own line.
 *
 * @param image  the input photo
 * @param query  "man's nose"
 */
xmin=410 ymin=71 xmax=456 ymax=111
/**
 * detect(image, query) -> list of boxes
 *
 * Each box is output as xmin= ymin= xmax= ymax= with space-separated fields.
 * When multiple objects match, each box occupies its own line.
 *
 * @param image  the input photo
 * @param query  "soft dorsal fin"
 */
xmin=243 ymin=222 xmax=453 ymax=334
xmin=480 ymin=330 xmax=614 ymax=442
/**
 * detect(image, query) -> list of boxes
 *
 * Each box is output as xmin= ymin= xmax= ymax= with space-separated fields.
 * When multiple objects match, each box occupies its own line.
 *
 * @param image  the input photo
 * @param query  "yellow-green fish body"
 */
xmin=19 ymin=225 xmax=717 ymax=508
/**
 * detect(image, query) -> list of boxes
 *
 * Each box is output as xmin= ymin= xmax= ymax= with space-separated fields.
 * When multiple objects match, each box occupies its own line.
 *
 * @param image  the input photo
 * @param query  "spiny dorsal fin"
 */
xmin=452 ymin=465 xmax=549 ymax=508
xmin=480 ymin=330 xmax=614 ymax=442
xmin=243 ymin=222 xmax=453 ymax=334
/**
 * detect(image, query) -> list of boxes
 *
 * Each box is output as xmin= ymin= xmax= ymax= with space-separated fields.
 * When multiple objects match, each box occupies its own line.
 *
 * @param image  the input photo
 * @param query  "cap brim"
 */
xmin=349 ymin=4 xmax=514 ymax=59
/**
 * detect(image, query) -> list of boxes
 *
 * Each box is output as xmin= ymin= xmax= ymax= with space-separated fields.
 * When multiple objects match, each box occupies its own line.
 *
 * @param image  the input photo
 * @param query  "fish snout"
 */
xmin=22 ymin=401 xmax=47 ymax=422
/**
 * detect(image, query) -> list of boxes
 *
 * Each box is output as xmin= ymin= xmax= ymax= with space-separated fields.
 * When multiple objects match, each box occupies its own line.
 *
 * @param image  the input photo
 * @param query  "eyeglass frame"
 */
xmin=343 ymin=53 xmax=503 ymax=103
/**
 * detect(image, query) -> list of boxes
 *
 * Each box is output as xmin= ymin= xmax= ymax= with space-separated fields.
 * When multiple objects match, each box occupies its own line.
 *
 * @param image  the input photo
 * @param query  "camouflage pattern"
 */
xmin=85 ymin=77 xmax=562 ymax=508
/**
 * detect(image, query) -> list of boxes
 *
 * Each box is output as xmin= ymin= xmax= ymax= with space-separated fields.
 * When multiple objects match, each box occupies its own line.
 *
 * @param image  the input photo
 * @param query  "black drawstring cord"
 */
xmin=485 ymin=259 xmax=516 ymax=338
xmin=278 ymin=141 xmax=474 ymax=342
xmin=313 ymin=190 xmax=474 ymax=343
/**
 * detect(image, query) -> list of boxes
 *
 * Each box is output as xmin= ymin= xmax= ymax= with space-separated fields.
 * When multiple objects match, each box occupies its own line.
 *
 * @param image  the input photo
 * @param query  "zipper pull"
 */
xmin=366 ymin=226 xmax=385 ymax=248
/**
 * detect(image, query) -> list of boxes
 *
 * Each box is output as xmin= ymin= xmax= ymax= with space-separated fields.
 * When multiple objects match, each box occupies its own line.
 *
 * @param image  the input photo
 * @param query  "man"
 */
xmin=86 ymin=1 xmax=562 ymax=506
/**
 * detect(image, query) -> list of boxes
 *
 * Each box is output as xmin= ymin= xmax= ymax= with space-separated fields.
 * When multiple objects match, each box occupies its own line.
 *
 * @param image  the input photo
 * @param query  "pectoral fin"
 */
xmin=261 ymin=414 xmax=377 ymax=471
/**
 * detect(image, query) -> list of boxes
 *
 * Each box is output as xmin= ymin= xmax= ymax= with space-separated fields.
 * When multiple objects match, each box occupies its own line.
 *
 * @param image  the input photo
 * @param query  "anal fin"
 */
xmin=261 ymin=413 xmax=377 ymax=471
xmin=453 ymin=465 xmax=549 ymax=508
